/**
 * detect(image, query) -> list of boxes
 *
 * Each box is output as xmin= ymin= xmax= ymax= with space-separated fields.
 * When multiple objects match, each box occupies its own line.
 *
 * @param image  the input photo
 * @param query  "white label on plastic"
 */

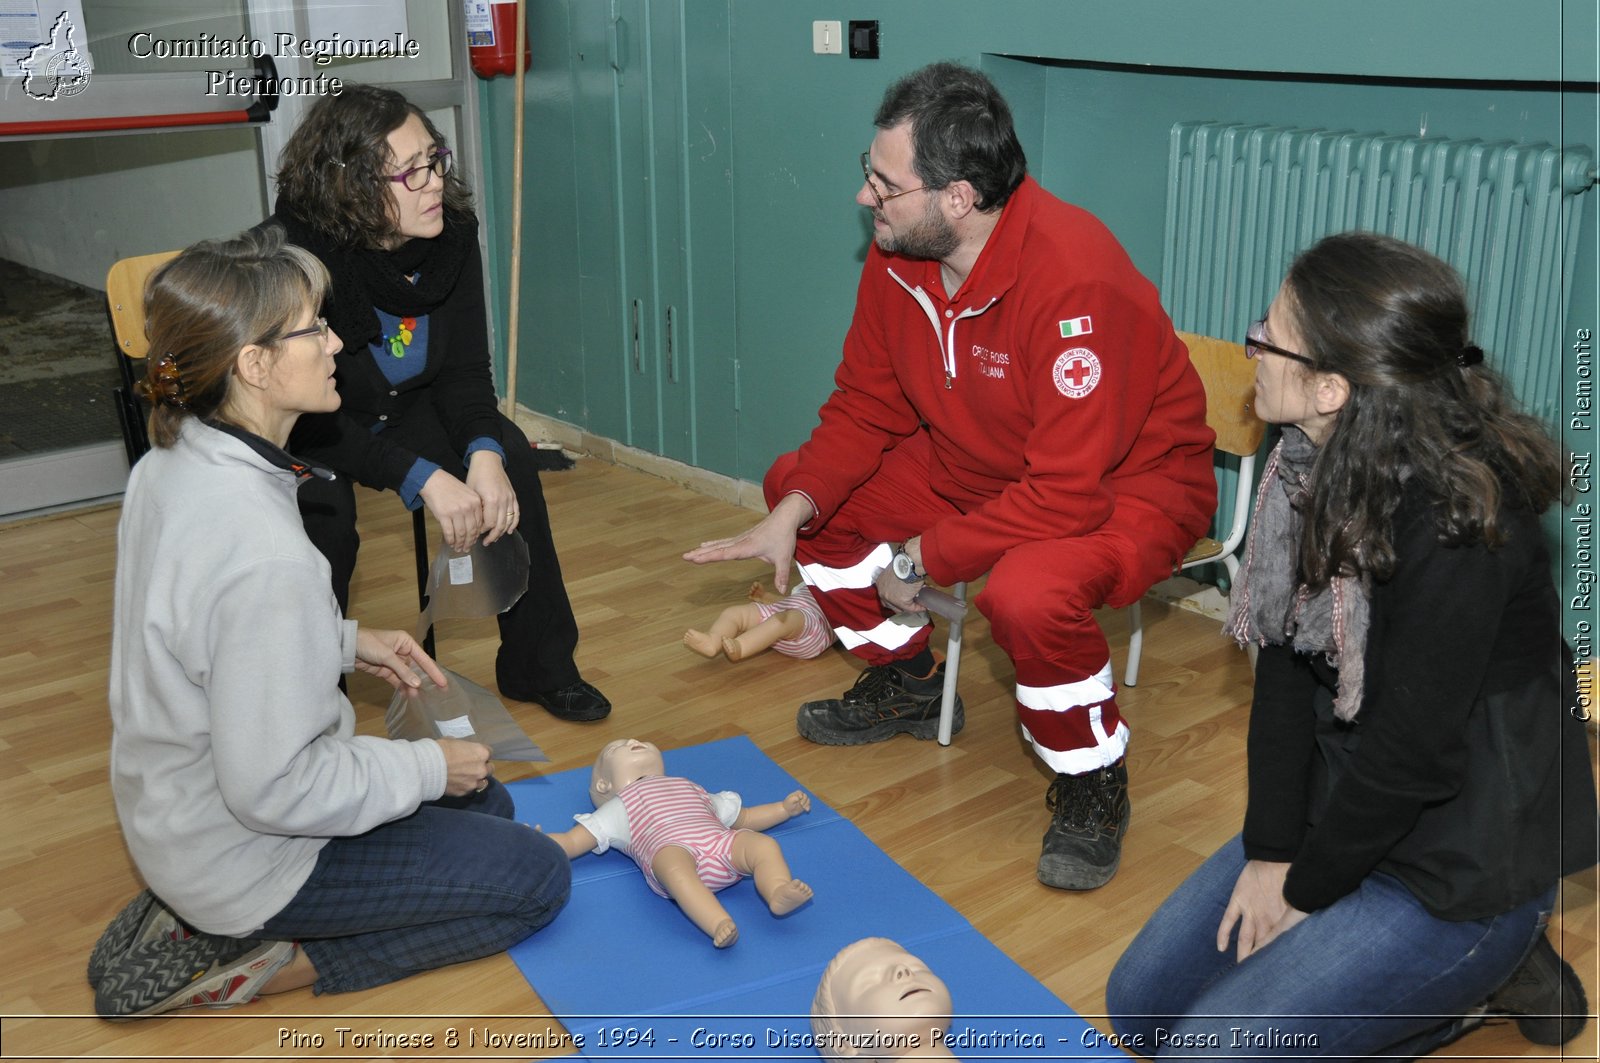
xmin=448 ymin=554 xmax=474 ymax=584
xmin=436 ymin=714 xmax=475 ymax=738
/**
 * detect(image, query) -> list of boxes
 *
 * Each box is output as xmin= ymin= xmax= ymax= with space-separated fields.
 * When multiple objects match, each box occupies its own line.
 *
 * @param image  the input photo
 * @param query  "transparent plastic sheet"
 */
xmin=385 ymin=665 xmax=548 ymax=762
xmin=416 ymin=530 xmax=530 ymax=640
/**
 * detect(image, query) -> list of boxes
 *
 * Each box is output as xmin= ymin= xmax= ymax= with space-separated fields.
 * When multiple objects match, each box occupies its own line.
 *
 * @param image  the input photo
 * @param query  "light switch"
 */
xmin=812 ymin=20 xmax=842 ymax=55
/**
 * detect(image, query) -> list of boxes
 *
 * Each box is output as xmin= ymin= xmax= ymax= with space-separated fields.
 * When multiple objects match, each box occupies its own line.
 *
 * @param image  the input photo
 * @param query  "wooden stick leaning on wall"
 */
xmin=501 ymin=0 xmax=527 ymax=418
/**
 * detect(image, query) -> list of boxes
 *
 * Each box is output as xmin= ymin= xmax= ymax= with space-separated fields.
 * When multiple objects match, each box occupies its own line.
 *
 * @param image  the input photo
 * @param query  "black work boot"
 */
xmin=796 ymin=662 xmax=963 ymax=745
xmin=1037 ymin=757 xmax=1130 ymax=890
xmin=1485 ymin=934 xmax=1589 ymax=1045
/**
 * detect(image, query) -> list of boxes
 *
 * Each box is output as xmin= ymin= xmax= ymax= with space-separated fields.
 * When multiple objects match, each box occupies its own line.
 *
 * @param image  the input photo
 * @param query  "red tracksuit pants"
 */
xmin=766 ymin=437 xmax=1195 ymax=774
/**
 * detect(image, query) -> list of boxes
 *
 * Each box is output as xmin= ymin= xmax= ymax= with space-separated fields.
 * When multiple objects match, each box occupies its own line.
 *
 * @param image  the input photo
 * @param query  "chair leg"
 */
xmin=412 ymin=509 xmax=435 ymax=659
xmin=937 ymin=582 xmax=967 ymax=746
xmin=1124 ymin=600 xmax=1143 ymax=687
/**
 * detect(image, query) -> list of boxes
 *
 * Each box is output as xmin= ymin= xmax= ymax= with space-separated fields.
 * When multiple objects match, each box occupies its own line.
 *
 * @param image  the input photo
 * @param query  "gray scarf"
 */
xmin=1223 ymin=426 xmax=1371 ymax=721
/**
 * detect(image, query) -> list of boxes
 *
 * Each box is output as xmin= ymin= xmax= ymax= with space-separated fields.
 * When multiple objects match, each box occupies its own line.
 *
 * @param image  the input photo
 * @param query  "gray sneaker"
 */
xmin=1485 ymin=934 xmax=1589 ymax=1045
xmin=1037 ymin=758 xmax=1130 ymax=890
xmin=86 ymin=890 xmax=187 ymax=987
xmin=796 ymin=662 xmax=963 ymax=745
xmin=95 ymin=934 xmax=295 ymax=1020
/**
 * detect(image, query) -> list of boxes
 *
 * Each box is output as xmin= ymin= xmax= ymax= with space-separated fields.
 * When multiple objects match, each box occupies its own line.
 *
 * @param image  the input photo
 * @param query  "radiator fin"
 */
xmin=1162 ymin=121 xmax=1593 ymax=425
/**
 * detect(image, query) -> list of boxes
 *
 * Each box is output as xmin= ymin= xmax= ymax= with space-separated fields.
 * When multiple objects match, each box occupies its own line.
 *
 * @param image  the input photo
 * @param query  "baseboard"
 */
xmin=508 ymin=406 xmax=768 ymax=514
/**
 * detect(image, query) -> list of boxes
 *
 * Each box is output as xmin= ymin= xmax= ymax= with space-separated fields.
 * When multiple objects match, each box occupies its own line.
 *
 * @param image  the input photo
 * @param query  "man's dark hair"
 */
xmin=873 ymin=61 xmax=1027 ymax=211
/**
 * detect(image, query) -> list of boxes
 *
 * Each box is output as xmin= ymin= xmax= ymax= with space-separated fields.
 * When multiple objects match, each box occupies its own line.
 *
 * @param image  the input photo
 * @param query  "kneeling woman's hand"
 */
xmin=437 ymin=738 xmax=494 ymax=797
xmin=354 ymin=627 xmax=449 ymax=691
xmin=1218 ymin=859 xmax=1302 ymax=962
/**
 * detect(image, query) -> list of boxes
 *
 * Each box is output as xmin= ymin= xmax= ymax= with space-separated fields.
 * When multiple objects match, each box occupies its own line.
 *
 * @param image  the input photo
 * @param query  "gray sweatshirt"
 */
xmin=110 ymin=419 xmax=447 ymax=935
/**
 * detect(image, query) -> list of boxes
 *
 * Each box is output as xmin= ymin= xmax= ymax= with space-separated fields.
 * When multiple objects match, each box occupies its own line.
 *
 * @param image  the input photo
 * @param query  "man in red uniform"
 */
xmin=686 ymin=62 xmax=1215 ymax=889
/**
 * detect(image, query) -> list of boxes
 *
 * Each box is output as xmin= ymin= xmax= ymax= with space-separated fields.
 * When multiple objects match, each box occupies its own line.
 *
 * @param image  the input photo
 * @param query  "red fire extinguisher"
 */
xmin=465 ymin=0 xmax=531 ymax=78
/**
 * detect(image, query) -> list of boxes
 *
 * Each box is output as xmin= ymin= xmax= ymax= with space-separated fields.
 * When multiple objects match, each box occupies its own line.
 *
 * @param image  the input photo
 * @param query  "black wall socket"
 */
xmin=848 ymin=20 xmax=879 ymax=59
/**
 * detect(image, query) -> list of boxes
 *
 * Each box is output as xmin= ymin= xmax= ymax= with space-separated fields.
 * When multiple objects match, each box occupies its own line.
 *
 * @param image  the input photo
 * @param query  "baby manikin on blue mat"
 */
xmin=505 ymin=737 xmax=1117 ymax=1061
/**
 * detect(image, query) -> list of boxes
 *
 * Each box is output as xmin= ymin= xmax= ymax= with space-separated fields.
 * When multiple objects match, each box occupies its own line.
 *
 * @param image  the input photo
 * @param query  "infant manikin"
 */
xmin=544 ymin=739 xmax=814 ymax=947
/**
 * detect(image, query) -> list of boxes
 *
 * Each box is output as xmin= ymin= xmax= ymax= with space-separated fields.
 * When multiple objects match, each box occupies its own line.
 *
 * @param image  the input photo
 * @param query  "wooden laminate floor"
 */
xmin=1 ymin=457 xmax=1594 ymax=1061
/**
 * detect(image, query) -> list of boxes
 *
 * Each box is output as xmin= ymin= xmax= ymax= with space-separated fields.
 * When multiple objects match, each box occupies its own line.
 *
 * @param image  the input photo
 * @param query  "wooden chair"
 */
xmin=918 ymin=331 xmax=1265 ymax=744
xmin=1124 ymin=332 xmax=1265 ymax=685
xmin=106 ymin=250 xmax=437 ymax=654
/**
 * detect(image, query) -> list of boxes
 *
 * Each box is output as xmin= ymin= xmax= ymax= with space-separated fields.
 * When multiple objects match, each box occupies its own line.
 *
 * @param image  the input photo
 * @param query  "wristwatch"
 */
xmin=891 ymin=548 xmax=923 ymax=583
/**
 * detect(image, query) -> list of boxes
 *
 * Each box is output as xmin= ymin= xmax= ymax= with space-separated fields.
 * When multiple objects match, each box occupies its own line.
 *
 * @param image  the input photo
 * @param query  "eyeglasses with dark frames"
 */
xmin=859 ymin=151 xmax=926 ymax=208
xmin=278 ymin=317 xmax=330 ymax=344
xmin=1245 ymin=318 xmax=1315 ymax=367
xmin=385 ymin=147 xmax=453 ymax=192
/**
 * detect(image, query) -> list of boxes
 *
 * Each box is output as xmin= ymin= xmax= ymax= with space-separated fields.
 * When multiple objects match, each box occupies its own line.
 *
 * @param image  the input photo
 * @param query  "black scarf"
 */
xmin=271 ymin=196 xmax=477 ymax=349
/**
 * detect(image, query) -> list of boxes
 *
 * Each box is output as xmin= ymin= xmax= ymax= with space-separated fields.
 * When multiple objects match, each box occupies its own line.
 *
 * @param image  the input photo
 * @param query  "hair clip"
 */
xmin=151 ymin=351 xmax=191 ymax=410
xmin=1457 ymin=344 xmax=1484 ymax=368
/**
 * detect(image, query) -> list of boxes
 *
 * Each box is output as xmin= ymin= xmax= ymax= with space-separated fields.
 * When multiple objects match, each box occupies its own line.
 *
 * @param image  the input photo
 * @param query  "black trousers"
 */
xmin=296 ymin=396 xmax=582 ymax=696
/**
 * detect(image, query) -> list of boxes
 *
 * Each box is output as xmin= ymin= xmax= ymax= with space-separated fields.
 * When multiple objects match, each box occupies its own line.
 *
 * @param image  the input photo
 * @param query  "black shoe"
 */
xmin=1038 ymin=758 xmax=1130 ymax=890
xmin=516 ymin=679 xmax=611 ymax=722
xmin=795 ymin=662 xmax=962 ymax=745
xmin=1485 ymin=934 xmax=1589 ymax=1045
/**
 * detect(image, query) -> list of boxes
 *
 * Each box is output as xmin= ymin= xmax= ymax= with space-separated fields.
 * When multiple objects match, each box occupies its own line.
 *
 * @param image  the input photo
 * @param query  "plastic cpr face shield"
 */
xmin=416 ymin=530 xmax=531 ymax=637
xmin=384 ymin=532 xmax=545 ymax=762
xmin=385 ymin=665 xmax=547 ymax=762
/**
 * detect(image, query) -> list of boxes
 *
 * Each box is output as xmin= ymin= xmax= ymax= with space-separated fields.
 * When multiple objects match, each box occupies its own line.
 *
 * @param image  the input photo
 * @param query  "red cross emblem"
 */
xmin=1052 ymin=348 xmax=1101 ymax=398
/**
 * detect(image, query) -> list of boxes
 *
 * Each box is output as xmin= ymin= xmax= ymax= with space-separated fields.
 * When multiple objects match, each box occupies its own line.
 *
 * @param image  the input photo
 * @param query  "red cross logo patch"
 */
xmin=1052 ymin=348 xmax=1101 ymax=398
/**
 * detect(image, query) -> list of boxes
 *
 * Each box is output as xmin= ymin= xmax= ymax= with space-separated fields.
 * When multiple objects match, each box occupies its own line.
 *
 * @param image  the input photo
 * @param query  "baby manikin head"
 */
xmin=810 ymin=937 xmax=953 ymax=1061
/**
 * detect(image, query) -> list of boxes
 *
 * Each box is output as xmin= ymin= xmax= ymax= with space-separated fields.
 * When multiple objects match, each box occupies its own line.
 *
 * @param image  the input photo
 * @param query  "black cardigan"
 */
xmin=1242 ymin=488 xmax=1598 ymax=920
xmin=265 ymin=211 xmax=504 ymax=493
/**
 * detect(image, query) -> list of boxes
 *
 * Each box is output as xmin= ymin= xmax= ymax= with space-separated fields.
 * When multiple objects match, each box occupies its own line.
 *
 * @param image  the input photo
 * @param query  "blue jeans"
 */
xmin=1106 ymin=835 xmax=1552 ymax=1060
xmin=258 ymin=780 xmax=570 ymax=993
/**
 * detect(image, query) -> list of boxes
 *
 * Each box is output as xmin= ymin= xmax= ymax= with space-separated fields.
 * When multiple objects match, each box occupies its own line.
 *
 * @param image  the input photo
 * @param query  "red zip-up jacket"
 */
xmin=779 ymin=176 xmax=1216 ymax=584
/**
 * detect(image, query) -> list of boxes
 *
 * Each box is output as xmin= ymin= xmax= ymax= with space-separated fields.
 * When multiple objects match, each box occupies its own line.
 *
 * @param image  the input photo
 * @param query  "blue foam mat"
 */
xmin=506 ymin=737 xmax=1118 ymax=1060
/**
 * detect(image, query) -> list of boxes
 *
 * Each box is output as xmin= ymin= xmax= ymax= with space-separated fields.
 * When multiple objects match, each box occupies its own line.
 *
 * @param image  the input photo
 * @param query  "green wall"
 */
xmin=485 ymin=0 xmax=1597 ymax=478
xmin=481 ymin=0 xmax=1598 ymax=628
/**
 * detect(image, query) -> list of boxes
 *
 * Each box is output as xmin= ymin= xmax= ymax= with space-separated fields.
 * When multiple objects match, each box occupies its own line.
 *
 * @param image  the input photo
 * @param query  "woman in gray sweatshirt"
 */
xmin=91 ymin=228 xmax=570 ymax=1020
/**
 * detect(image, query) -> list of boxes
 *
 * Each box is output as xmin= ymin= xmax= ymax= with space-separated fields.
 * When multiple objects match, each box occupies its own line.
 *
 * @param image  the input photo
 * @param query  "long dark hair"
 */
xmin=1287 ymin=231 xmax=1562 ymax=587
xmin=274 ymin=83 xmax=474 ymax=249
xmin=873 ymin=61 xmax=1026 ymax=212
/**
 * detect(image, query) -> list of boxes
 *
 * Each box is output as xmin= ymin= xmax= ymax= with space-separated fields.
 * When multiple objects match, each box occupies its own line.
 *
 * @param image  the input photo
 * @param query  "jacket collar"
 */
xmin=195 ymin=419 xmax=336 ymax=484
xmin=885 ymin=174 xmax=1039 ymax=311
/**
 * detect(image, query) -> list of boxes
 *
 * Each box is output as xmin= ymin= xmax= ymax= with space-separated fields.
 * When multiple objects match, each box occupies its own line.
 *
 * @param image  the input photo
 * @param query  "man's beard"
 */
xmin=874 ymin=196 xmax=959 ymax=260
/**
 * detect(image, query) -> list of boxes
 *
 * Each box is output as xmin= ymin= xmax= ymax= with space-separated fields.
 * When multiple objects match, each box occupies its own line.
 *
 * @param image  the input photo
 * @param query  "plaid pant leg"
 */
xmin=259 ymin=780 xmax=570 ymax=993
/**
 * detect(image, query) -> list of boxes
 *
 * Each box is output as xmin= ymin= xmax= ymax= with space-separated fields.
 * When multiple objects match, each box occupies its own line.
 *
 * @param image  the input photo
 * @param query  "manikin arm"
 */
xmin=732 ymin=790 xmax=811 ymax=832
xmin=542 ymin=821 xmax=601 ymax=860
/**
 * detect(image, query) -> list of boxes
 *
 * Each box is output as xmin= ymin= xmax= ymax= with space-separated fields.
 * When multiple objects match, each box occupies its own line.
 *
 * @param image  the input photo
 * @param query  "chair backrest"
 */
xmin=105 ymin=250 xmax=181 ymax=360
xmin=1177 ymin=331 xmax=1267 ymax=458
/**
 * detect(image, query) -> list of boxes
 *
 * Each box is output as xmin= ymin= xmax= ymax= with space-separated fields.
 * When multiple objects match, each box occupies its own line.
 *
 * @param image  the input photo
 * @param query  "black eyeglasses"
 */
xmin=859 ymin=151 xmax=926 ymax=208
xmin=1245 ymin=318 xmax=1314 ymax=367
xmin=278 ymin=317 xmax=329 ymax=343
xmin=385 ymin=148 xmax=453 ymax=192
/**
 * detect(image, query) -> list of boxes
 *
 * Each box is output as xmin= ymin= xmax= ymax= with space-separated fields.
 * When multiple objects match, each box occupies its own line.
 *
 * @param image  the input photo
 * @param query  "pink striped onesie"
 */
xmin=616 ymin=775 xmax=747 ymax=898
xmin=758 ymin=585 xmax=834 ymax=659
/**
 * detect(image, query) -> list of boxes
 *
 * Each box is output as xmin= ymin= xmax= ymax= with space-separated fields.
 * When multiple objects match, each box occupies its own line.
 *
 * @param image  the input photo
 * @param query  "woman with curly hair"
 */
xmin=1106 ymin=232 xmax=1595 ymax=1057
xmin=266 ymin=84 xmax=608 ymax=722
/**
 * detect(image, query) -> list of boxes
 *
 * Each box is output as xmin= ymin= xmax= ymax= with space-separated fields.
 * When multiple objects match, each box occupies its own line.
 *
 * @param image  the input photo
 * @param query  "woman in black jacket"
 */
xmin=1106 ymin=232 xmax=1595 ymax=1058
xmin=268 ymin=85 xmax=607 ymax=722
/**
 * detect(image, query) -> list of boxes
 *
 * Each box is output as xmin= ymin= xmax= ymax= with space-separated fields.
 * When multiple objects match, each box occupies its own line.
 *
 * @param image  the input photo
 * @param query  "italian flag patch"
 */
xmin=1059 ymin=315 xmax=1093 ymax=338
